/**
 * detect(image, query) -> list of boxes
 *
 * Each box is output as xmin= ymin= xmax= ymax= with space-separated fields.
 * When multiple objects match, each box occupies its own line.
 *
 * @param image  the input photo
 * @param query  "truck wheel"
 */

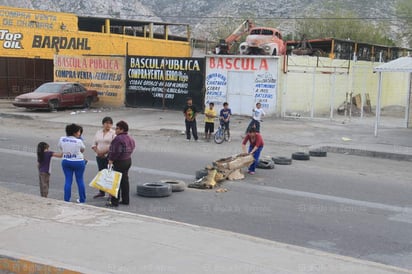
xmin=159 ymin=179 xmax=186 ymax=192
xmin=292 ymin=152 xmax=310 ymax=160
xmin=136 ymin=182 xmax=172 ymax=197
xmin=48 ymin=100 xmax=59 ymax=111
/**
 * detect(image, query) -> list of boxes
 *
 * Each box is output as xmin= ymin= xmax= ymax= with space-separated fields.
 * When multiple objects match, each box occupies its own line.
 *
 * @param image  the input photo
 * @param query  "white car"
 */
xmin=239 ymin=27 xmax=286 ymax=56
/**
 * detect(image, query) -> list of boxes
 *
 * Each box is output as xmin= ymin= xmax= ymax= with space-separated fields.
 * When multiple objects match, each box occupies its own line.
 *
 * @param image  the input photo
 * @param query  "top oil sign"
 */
xmin=0 ymin=5 xmax=192 ymax=59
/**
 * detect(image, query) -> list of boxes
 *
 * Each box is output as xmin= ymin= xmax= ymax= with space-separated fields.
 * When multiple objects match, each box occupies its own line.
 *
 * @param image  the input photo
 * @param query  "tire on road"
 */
xmin=136 ymin=182 xmax=172 ymax=197
xmin=257 ymin=158 xmax=275 ymax=169
xmin=272 ymin=156 xmax=292 ymax=165
xmin=160 ymin=179 xmax=186 ymax=192
xmin=291 ymin=152 xmax=310 ymax=161
xmin=195 ymin=169 xmax=208 ymax=179
xmin=309 ymin=149 xmax=327 ymax=157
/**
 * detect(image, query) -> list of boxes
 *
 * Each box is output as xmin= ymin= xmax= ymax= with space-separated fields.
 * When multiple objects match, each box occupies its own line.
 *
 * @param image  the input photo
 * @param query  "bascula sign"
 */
xmin=54 ymin=55 xmax=125 ymax=106
xmin=126 ymin=56 xmax=204 ymax=109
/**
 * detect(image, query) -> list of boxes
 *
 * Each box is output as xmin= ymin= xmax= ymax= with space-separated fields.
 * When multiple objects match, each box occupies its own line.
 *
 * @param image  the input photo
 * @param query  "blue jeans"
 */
xmin=248 ymin=146 xmax=263 ymax=172
xmin=62 ymin=159 xmax=86 ymax=203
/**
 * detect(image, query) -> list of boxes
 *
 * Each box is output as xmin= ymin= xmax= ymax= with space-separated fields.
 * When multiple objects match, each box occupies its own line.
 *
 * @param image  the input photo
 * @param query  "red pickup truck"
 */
xmin=13 ymin=82 xmax=99 ymax=111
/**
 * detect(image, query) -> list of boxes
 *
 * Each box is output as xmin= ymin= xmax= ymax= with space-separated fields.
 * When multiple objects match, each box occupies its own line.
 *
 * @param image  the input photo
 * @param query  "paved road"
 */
xmin=0 ymin=116 xmax=411 ymax=270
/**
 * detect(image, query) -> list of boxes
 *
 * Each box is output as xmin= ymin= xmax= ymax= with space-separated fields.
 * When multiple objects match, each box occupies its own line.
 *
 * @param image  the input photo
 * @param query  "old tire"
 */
xmin=159 ymin=179 xmax=186 ymax=192
xmin=257 ymin=158 xmax=275 ymax=169
xmin=136 ymin=182 xmax=172 ymax=197
xmin=195 ymin=169 xmax=208 ymax=179
xmin=292 ymin=152 xmax=310 ymax=161
xmin=309 ymin=150 xmax=327 ymax=157
xmin=272 ymin=156 xmax=292 ymax=165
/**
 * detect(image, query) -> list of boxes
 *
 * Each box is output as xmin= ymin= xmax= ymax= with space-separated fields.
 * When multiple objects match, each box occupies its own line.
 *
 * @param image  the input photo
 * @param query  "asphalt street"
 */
xmin=0 ymin=109 xmax=411 ymax=270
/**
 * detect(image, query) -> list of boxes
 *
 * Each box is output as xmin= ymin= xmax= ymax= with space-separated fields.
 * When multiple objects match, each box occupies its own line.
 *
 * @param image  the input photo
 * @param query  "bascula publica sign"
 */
xmin=54 ymin=55 xmax=125 ymax=106
xmin=126 ymin=56 xmax=204 ymax=109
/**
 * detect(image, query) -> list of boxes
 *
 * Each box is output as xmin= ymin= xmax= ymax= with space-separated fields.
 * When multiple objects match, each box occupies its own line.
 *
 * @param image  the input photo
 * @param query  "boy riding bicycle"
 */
xmin=219 ymin=102 xmax=232 ymax=142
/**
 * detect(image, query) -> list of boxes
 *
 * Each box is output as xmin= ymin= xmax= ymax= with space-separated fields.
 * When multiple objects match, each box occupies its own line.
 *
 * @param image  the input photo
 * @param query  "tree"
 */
xmin=396 ymin=0 xmax=412 ymax=47
xmin=295 ymin=11 xmax=395 ymax=46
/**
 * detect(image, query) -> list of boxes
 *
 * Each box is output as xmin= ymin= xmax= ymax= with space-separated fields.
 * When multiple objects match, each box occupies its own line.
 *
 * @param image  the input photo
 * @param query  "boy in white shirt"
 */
xmin=246 ymin=102 xmax=265 ymax=133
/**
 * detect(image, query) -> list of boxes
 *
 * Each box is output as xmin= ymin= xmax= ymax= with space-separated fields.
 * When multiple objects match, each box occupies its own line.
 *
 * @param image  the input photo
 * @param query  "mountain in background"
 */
xmin=0 ymin=0 xmax=407 ymax=46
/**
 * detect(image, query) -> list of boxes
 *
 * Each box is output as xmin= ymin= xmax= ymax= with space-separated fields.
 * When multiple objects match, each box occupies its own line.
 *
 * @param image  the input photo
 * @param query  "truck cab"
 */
xmin=239 ymin=27 xmax=286 ymax=56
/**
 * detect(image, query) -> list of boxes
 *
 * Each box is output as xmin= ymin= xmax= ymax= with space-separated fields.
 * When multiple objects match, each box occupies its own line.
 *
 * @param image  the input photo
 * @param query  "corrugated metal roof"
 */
xmin=374 ymin=56 xmax=412 ymax=72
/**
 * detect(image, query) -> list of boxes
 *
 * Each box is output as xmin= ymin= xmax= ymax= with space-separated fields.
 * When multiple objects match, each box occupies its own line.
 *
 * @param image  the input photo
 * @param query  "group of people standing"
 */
xmin=184 ymin=97 xmax=266 ymax=174
xmin=36 ymin=117 xmax=135 ymax=207
xmin=35 ymin=99 xmax=265 ymax=203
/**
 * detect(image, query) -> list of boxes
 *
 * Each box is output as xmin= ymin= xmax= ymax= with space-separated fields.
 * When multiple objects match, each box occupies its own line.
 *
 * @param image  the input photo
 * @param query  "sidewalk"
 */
xmin=1 ymin=100 xmax=411 ymax=161
xmin=1 ymin=186 xmax=411 ymax=274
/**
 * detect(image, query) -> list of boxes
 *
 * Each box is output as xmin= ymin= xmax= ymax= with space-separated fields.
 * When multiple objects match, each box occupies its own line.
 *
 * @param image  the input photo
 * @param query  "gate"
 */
xmin=0 ymin=57 xmax=53 ymax=98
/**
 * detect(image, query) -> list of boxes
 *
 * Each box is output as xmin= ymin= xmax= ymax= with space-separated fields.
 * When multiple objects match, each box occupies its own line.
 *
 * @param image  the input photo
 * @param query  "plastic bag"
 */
xmin=89 ymin=168 xmax=122 ymax=198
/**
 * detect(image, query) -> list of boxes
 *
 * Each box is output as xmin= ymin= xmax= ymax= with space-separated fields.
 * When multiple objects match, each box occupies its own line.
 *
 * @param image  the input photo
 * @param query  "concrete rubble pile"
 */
xmin=188 ymin=153 xmax=254 ymax=189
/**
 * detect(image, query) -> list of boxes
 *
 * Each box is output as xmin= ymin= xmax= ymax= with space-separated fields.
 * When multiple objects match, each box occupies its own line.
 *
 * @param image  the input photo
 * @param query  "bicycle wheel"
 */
xmin=214 ymin=128 xmax=224 ymax=144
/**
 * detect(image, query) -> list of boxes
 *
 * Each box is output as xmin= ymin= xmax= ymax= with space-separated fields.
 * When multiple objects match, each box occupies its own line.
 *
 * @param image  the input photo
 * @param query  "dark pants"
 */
xmin=96 ymin=156 xmax=108 ymax=195
xmin=246 ymin=119 xmax=260 ymax=133
xmin=185 ymin=119 xmax=198 ymax=140
xmin=111 ymin=158 xmax=132 ymax=206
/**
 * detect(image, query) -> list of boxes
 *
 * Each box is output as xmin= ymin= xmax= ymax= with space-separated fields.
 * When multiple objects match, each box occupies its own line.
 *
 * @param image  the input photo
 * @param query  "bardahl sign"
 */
xmin=125 ymin=56 xmax=204 ymax=110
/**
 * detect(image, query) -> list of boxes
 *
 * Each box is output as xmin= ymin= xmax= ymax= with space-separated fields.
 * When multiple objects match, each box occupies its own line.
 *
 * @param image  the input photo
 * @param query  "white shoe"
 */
xmin=76 ymin=198 xmax=80 ymax=203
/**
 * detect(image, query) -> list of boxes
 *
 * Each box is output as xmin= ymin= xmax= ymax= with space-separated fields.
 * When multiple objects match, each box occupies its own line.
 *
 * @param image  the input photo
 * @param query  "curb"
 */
xmin=0 ymin=253 xmax=82 ymax=274
xmin=1 ymin=188 xmax=412 ymax=274
xmin=310 ymin=145 xmax=412 ymax=162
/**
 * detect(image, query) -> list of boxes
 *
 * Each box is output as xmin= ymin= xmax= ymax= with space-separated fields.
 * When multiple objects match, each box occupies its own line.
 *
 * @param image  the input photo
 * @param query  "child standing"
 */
xmin=204 ymin=102 xmax=216 ymax=141
xmin=37 ymin=142 xmax=62 ymax=198
xmin=219 ymin=102 xmax=232 ymax=141
xmin=246 ymin=102 xmax=265 ymax=133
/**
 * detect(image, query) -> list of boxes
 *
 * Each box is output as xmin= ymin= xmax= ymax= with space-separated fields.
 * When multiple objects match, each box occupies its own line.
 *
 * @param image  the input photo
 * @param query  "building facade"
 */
xmin=0 ymin=5 xmax=191 ymax=105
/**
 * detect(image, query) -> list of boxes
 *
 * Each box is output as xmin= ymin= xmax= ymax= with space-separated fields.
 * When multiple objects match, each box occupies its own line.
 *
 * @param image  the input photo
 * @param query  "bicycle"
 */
xmin=214 ymin=123 xmax=230 ymax=144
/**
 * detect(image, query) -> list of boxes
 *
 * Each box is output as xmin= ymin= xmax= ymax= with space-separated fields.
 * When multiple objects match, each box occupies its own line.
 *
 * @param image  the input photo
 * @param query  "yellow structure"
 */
xmin=0 ymin=5 xmax=191 ymax=59
xmin=0 ymin=6 xmax=192 ymax=104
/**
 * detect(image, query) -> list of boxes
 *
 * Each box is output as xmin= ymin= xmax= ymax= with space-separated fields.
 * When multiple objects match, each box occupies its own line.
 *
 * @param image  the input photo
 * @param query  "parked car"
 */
xmin=13 ymin=82 xmax=99 ymax=111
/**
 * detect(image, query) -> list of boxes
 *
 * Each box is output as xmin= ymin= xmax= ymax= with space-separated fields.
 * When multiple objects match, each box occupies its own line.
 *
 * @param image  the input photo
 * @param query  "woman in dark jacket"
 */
xmin=107 ymin=120 xmax=136 ymax=207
